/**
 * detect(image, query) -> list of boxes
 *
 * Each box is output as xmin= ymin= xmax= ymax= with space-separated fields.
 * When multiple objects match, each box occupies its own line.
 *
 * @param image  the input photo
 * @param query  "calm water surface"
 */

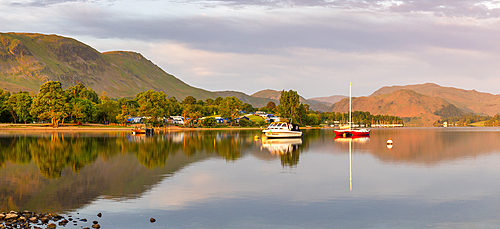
xmin=2 ymin=128 xmax=500 ymax=228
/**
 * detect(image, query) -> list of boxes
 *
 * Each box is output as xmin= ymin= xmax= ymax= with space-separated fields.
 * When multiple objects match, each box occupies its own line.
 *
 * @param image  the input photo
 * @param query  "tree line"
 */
xmin=434 ymin=113 xmax=500 ymax=126
xmin=0 ymin=81 xmax=403 ymax=127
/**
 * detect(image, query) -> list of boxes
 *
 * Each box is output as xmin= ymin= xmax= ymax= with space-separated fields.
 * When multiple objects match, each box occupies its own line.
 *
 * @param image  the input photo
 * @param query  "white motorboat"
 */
xmin=262 ymin=122 xmax=302 ymax=138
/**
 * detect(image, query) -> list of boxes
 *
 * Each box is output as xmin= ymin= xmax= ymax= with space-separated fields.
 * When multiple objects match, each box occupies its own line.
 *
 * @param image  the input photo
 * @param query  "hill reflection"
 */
xmin=367 ymin=128 xmax=500 ymax=165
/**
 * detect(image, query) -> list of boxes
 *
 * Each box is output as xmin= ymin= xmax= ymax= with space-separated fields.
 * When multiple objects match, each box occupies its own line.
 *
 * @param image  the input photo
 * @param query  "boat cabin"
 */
xmin=267 ymin=122 xmax=300 ymax=131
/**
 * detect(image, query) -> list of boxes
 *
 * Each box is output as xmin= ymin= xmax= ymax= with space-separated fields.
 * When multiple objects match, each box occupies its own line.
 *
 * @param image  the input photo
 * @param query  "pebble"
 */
xmin=0 ymin=210 xmax=157 ymax=229
xmin=4 ymin=214 xmax=17 ymax=220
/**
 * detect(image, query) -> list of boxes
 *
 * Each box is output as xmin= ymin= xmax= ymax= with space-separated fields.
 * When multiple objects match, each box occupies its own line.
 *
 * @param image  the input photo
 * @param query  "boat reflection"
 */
xmin=261 ymin=138 xmax=302 ymax=167
xmin=334 ymin=136 xmax=370 ymax=144
xmin=261 ymin=138 xmax=302 ymax=155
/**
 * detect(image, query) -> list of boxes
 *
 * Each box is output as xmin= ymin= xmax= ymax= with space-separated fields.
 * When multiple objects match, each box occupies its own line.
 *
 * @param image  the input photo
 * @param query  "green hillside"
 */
xmin=0 ymin=33 xmax=216 ymax=100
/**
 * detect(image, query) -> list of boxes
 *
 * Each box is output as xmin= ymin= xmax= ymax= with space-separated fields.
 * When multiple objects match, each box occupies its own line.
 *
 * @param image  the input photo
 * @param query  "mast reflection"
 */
xmin=334 ymin=136 xmax=370 ymax=191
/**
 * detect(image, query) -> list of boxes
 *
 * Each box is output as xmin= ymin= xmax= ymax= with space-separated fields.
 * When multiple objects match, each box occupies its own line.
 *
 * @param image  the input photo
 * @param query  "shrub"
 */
xmin=257 ymin=120 xmax=267 ymax=127
xmin=202 ymin=117 xmax=217 ymax=127
xmin=238 ymin=118 xmax=253 ymax=127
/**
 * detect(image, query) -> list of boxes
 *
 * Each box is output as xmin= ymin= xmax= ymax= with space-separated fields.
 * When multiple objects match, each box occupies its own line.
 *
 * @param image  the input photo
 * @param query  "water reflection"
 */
xmin=369 ymin=128 xmax=500 ymax=165
xmin=2 ymin=128 xmax=500 ymax=217
xmin=261 ymin=138 xmax=302 ymax=167
xmin=333 ymin=136 xmax=370 ymax=191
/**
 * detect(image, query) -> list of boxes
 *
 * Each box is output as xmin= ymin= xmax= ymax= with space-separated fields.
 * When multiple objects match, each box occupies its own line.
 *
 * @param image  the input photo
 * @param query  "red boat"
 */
xmin=334 ymin=129 xmax=370 ymax=138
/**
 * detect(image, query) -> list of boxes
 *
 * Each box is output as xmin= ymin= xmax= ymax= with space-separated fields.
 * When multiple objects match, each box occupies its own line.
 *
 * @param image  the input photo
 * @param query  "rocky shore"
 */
xmin=0 ymin=211 xmax=102 ymax=229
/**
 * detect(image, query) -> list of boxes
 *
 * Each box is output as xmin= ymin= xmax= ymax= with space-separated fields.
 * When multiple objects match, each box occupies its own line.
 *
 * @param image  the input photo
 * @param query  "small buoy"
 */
xmin=254 ymin=135 xmax=259 ymax=140
xmin=387 ymin=138 xmax=393 ymax=149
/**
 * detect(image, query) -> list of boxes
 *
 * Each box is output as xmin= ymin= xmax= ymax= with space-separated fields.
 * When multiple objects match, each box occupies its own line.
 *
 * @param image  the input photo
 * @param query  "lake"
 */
xmin=2 ymin=127 xmax=500 ymax=228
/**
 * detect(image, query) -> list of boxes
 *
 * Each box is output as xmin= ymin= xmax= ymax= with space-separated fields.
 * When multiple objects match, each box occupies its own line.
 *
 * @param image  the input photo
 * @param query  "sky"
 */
xmin=2 ymin=0 xmax=500 ymax=98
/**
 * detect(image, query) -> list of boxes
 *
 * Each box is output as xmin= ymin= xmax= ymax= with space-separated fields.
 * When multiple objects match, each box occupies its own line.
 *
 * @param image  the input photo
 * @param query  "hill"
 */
xmin=251 ymin=89 xmax=282 ymax=100
xmin=308 ymin=95 xmax=347 ymax=106
xmin=0 ymin=33 xmax=217 ymax=100
xmin=371 ymin=83 xmax=500 ymax=116
xmin=330 ymin=89 xmax=451 ymax=126
xmin=215 ymin=90 xmax=278 ymax=108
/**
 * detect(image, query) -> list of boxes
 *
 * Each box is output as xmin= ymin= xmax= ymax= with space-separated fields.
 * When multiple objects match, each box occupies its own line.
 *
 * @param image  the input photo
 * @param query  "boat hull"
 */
xmin=334 ymin=129 xmax=370 ymax=138
xmin=263 ymin=130 xmax=303 ymax=138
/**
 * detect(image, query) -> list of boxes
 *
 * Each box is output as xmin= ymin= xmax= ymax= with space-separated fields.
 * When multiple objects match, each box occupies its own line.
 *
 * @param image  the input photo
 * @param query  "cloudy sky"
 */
xmin=2 ymin=0 xmax=500 ymax=98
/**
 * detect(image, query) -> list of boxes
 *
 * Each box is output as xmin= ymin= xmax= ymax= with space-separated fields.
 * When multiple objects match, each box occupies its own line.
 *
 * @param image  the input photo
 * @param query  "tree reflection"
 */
xmin=261 ymin=138 xmax=302 ymax=167
xmin=0 ymin=131 xmax=254 ymax=178
xmin=167 ymin=131 xmax=243 ymax=161
xmin=280 ymin=151 xmax=300 ymax=167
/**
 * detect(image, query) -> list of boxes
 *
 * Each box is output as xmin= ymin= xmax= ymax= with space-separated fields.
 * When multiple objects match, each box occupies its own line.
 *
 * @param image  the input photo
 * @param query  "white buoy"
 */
xmin=387 ymin=138 xmax=393 ymax=149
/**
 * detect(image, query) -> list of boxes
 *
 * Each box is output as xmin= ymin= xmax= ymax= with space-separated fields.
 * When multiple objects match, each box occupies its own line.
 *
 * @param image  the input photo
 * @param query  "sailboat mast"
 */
xmin=349 ymin=82 xmax=352 ymax=130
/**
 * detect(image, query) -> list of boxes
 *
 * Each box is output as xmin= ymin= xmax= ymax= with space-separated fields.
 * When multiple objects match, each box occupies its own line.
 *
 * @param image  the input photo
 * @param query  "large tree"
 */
xmin=70 ymin=98 xmax=97 ymax=123
xmin=30 ymin=81 xmax=68 ymax=127
xmin=0 ymin=89 xmax=12 ymax=123
xmin=135 ymin=90 xmax=169 ymax=124
xmin=181 ymin=96 xmax=197 ymax=106
xmin=116 ymin=98 xmax=139 ymax=124
xmin=96 ymin=91 xmax=120 ymax=123
xmin=278 ymin=90 xmax=301 ymax=124
xmin=218 ymin=96 xmax=242 ymax=125
xmin=67 ymin=83 xmax=99 ymax=104
xmin=7 ymin=91 xmax=32 ymax=124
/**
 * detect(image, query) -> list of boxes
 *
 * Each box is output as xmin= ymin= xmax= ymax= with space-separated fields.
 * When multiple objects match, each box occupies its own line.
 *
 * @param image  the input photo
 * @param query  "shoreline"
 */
xmin=0 ymin=124 xmax=337 ymax=132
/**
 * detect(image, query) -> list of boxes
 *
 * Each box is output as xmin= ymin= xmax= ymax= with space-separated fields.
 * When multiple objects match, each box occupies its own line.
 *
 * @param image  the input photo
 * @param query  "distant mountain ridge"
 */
xmin=370 ymin=83 xmax=500 ymax=116
xmin=309 ymin=95 xmax=347 ymax=106
xmin=331 ymin=89 xmax=450 ymax=126
xmin=215 ymin=90 xmax=279 ymax=108
xmin=329 ymin=83 xmax=500 ymax=126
